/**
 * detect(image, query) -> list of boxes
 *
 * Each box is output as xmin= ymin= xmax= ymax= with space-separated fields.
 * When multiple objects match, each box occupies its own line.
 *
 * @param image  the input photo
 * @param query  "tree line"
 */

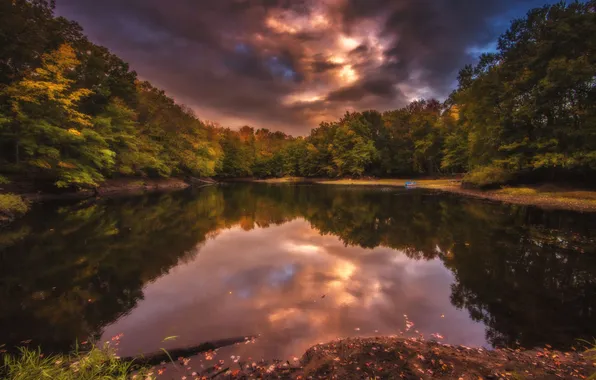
xmin=0 ymin=0 xmax=222 ymax=189
xmin=1 ymin=0 xmax=595 ymax=188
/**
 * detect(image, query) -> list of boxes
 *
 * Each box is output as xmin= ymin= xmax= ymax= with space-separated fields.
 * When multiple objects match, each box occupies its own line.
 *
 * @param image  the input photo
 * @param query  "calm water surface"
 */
xmin=1 ymin=184 xmax=595 ymax=360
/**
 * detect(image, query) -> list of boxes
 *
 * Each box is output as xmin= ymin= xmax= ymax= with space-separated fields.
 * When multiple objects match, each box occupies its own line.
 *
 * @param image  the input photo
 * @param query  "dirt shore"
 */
xmin=6 ymin=176 xmax=596 ymax=212
xmin=157 ymin=337 xmax=594 ymax=379
xmin=293 ymin=337 xmax=593 ymax=379
xmin=257 ymin=178 xmax=596 ymax=213
xmin=0 ymin=177 xmax=190 ymax=201
xmin=94 ymin=178 xmax=190 ymax=197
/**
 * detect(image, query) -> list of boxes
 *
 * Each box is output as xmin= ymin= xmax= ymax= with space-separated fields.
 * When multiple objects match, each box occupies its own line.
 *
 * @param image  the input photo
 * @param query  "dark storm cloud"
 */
xmin=326 ymin=79 xmax=397 ymax=102
xmin=224 ymin=43 xmax=303 ymax=83
xmin=339 ymin=0 xmax=553 ymax=97
xmin=55 ymin=0 xmax=558 ymax=135
xmin=311 ymin=55 xmax=342 ymax=73
xmin=349 ymin=44 xmax=369 ymax=56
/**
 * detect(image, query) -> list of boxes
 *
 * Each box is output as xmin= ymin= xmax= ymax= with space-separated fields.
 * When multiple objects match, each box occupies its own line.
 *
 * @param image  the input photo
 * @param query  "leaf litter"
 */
xmin=152 ymin=338 xmax=592 ymax=379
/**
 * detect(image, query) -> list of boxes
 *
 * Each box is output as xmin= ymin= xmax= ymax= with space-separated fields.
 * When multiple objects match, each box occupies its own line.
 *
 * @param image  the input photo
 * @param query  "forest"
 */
xmin=1 ymin=0 xmax=595 ymax=189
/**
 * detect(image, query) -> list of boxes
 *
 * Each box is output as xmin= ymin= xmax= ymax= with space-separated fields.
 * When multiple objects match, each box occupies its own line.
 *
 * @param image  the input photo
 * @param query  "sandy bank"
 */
xmin=257 ymin=177 xmax=596 ymax=213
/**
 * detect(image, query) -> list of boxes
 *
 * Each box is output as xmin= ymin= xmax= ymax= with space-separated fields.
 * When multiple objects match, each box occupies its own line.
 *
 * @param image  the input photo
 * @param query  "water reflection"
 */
xmin=0 ymin=184 xmax=595 ymax=357
xmin=102 ymin=220 xmax=486 ymax=360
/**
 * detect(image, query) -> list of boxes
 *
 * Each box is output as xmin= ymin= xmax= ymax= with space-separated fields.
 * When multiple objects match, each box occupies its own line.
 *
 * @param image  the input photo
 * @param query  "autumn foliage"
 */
xmin=1 ymin=1 xmax=595 ymax=188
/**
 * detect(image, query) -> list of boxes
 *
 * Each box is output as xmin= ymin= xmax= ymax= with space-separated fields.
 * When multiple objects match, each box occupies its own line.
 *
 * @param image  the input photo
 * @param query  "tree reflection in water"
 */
xmin=0 ymin=184 xmax=594 ymax=354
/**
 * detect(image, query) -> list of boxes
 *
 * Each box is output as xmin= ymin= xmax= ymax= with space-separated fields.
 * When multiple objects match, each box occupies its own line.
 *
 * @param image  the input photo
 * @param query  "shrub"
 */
xmin=0 ymin=194 xmax=29 ymax=221
xmin=1 ymin=344 xmax=152 ymax=380
xmin=463 ymin=166 xmax=512 ymax=189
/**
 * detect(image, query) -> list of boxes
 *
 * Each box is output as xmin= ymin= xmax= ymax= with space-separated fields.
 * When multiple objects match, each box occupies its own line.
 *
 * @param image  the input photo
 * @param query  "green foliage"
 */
xmin=216 ymin=105 xmax=449 ymax=179
xmin=1 ymin=344 xmax=152 ymax=380
xmin=0 ymin=193 xmax=29 ymax=220
xmin=92 ymin=98 xmax=145 ymax=176
xmin=331 ymin=116 xmax=377 ymax=177
xmin=449 ymin=1 xmax=596 ymax=182
xmin=0 ymin=0 xmax=82 ymax=86
xmin=0 ymin=0 xmax=223 ymax=187
xmin=219 ymin=128 xmax=255 ymax=177
xmin=1 ymin=0 xmax=595 ymax=185
xmin=282 ymin=138 xmax=308 ymax=176
xmin=463 ymin=166 xmax=513 ymax=188
xmin=135 ymin=81 xmax=223 ymax=178
xmin=1 ymin=44 xmax=109 ymax=188
xmin=583 ymin=340 xmax=596 ymax=379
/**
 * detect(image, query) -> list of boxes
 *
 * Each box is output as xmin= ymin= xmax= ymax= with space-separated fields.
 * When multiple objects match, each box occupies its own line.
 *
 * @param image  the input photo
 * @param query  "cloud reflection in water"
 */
xmin=101 ymin=218 xmax=487 ymax=360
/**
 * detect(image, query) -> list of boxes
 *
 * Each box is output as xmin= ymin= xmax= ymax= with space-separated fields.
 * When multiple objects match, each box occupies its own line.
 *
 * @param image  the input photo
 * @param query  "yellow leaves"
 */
xmin=29 ymin=159 xmax=52 ymax=169
xmin=58 ymin=161 xmax=77 ymax=169
xmin=448 ymin=105 xmax=461 ymax=121
xmin=40 ymin=44 xmax=82 ymax=77
xmin=531 ymin=153 xmax=570 ymax=169
xmin=498 ymin=138 xmax=529 ymax=152
xmin=2 ymin=43 xmax=92 ymax=133
xmin=69 ymin=113 xmax=93 ymax=127
xmin=105 ymin=228 xmax=119 ymax=236
xmin=67 ymin=128 xmax=82 ymax=137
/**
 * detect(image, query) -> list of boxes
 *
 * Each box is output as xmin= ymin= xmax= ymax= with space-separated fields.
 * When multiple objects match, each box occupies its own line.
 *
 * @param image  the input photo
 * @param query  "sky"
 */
xmin=55 ymin=0 xmax=559 ymax=135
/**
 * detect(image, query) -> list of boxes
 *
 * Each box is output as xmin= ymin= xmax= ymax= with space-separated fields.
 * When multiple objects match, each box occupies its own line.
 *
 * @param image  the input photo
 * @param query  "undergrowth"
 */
xmin=1 ymin=344 xmax=153 ymax=380
xmin=0 ymin=193 xmax=29 ymax=222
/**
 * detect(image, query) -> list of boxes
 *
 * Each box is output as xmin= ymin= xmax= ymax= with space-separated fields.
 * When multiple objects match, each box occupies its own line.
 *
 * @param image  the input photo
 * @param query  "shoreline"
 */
xmin=4 ymin=176 xmax=596 ymax=213
xmin=5 ymin=337 xmax=592 ymax=379
xmin=139 ymin=337 xmax=593 ymax=379
xmin=0 ymin=177 xmax=191 ymax=202
xmin=1 ymin=178 xmax=193 ymax=224
xmin=289 ymin=337 xmax=593 ymax=379
xmin=257 ymin=177 xmax=596 ymax=213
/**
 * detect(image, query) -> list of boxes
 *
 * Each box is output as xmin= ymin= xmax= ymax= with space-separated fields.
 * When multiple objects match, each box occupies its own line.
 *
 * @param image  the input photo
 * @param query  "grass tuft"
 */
xmin=1 ymin=344 xmax=152 ymax=380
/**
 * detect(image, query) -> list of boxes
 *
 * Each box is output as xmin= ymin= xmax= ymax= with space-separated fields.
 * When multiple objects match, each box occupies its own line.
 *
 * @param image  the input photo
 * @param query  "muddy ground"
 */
xmin=151 ymin=337 xmax=594 ymax=379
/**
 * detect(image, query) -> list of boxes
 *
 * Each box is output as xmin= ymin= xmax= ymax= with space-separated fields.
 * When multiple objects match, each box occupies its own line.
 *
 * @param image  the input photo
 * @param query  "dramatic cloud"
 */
xmin=55 ymin=0 xmax=557 ymax=134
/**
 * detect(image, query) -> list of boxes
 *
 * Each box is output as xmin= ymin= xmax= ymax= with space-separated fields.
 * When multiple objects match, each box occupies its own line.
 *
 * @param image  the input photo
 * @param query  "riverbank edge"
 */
xmin=192 ymin=336 xmax=593 ymax=379
xmin=289 ymin=337 xmax=593 ymax=379
xmin=0 ymin=177 xmax=191 ymax=202
xmin=3 ymin=176 xmax=596 ymax=213
xmin=0 ymin=178 xmax=194 ymax=224
xmin=254 ymin=177 xmax=596 ymax=213
xmin=3 ymin=337 xmax=592 ymax=379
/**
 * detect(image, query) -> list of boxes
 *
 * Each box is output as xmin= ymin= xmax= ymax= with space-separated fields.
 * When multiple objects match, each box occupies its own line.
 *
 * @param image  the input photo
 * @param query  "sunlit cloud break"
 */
xmin=55 ymin=0 xmax=561 ymax=134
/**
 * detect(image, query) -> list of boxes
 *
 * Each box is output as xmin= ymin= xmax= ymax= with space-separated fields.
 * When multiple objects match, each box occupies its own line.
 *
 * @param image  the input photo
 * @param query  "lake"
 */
xmin=1 ymin=183 xmax=595 ymax=362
